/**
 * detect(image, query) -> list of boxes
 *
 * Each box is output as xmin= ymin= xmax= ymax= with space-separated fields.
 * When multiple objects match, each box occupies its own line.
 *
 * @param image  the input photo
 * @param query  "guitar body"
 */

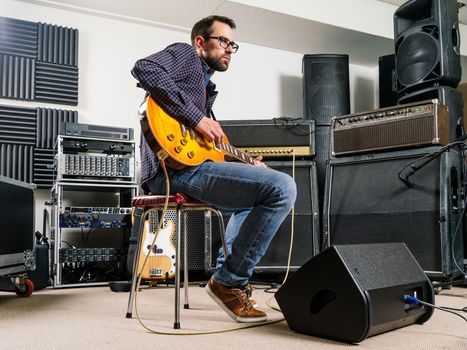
xmin=137 ymin=213 xmax=176 ymax=280
xmin=142 ymin=97 xmax=231 ymax=169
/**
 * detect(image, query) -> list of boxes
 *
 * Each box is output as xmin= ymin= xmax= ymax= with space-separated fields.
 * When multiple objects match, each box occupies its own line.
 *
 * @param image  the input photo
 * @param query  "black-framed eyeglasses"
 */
xmin=204 ymin=36 xmax=239 ymax=53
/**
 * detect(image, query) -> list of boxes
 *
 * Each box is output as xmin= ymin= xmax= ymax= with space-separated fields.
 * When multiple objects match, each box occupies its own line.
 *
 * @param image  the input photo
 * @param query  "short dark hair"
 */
xmin=191 ymin=15 xmax=236 ymax=45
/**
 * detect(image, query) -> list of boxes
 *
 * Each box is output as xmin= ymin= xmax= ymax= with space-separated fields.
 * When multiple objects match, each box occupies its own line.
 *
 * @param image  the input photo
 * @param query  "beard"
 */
xmin=204 ymin=55 xmax=229 ymax=72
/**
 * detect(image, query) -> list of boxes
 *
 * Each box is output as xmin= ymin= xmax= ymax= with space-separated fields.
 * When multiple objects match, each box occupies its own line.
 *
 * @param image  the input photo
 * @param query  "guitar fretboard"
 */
xmin=221 ymin=142 xmax=255 ymax=165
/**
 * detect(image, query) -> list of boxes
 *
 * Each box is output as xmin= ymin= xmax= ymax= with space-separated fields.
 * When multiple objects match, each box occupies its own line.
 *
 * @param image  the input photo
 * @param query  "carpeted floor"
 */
xmin=0 ymin=283 xmax=466 ymax=350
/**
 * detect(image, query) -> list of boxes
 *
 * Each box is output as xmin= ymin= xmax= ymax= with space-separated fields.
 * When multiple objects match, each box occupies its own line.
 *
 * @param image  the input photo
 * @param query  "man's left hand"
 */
xmin=253 ymin=156 xmax=268 ymax=168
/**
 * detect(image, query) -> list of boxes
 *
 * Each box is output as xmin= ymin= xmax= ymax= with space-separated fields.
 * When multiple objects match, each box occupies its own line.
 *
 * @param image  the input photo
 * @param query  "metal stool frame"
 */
xmin=125 ymin=194 xmax=228 ymax=329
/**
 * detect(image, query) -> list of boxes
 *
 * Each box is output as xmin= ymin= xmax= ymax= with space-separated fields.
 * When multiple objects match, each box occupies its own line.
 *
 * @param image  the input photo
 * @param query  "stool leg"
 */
xmin=213 ymin=209 xmax=228 ymax=259
xmin=126 ymin=209 xmax=150 ymax=318
xmin=174 ymin=207 xmax=181 ymax=329
xmin=183 ymin=211 xmax=189 ymax=309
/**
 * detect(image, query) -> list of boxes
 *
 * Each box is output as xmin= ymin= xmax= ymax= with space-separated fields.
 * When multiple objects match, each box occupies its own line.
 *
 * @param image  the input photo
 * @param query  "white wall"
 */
xmin=1 ymin=0 xmax=376 ymax=232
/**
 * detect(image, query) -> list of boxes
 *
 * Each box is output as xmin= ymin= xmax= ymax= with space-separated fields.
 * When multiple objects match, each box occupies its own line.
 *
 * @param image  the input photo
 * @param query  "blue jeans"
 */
xmin=146 ymin=161 xmax=297 ymax=288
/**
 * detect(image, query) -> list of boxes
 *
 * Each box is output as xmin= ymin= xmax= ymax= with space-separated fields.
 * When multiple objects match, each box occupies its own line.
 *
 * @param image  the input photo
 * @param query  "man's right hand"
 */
xmin=195 ymin=116 xmax=225 ymax=145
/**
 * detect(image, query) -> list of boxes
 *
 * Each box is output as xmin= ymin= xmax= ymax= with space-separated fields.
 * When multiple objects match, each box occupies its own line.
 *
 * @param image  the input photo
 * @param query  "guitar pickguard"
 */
xmin=137 ymin=215 xmax=176 ymax=280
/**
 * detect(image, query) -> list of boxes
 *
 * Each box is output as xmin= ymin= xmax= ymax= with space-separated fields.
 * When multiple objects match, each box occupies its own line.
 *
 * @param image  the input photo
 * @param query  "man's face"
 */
xmin=198 ymin=21 xmax=235 ymax=72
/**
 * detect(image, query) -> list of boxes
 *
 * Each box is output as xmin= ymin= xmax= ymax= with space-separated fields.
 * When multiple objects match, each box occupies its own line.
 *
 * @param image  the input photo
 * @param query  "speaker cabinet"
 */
xmin=323 ymin=147 xmax=464 ymax=280
xmin=379 ymin=54 xmax=403 ymax=108
xmin=275 ymin=243 xmax=434 ymax=343
xmin=209 ymin=160 xmax=320 ymax=273
xmin=303 ymin=54 xmax=350 ymax=125
xmin=394 ymin=0 xmax=461 ymax=93
xmin=398 ymin=85 xmax=464 ymax=142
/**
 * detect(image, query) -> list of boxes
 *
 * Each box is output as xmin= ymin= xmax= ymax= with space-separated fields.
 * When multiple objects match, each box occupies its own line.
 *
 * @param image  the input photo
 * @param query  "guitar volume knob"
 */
xmin=187 ymin=151 xmax=195 ymax=158
xmin=167 ymin=134 xmax=175 ymax=141
xmin=174 ymin=146 xmax=182 ymax=153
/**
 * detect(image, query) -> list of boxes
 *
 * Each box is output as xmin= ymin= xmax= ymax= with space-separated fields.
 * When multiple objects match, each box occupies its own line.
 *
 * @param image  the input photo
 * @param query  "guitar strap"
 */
xmin=126 ymin=207 xmax=145 ymax=276
xmin=210 ymin=109 xmax=217 ymax=121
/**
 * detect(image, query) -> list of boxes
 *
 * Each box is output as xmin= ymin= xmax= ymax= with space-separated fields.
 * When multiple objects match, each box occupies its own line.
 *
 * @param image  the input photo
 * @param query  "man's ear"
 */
xmin=194 ymin=36 xmax=205 ymax=52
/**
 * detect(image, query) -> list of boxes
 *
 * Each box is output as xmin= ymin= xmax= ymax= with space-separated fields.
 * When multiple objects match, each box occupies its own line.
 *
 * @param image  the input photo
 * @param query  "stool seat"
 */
xmin=131 ymin=193 xmax=191 ymax=207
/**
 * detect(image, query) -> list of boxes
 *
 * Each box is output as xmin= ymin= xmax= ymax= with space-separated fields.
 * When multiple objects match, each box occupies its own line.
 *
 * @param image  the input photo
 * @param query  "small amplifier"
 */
xmin=61 ymin=122 xmax=134 ymax=141
xmin=331 ymin=99 xmax=449 ymax=156
xmin=220 ymin=118 xmax=315 ymax=159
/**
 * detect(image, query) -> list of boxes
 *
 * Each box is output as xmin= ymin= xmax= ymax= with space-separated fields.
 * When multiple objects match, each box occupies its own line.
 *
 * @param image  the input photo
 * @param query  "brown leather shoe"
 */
xmin=206 ymin=278 xmax=267 ymax=323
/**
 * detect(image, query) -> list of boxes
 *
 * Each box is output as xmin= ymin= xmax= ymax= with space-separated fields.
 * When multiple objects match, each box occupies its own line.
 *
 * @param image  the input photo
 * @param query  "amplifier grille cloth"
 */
xmin=333 ymin=115 xmax=437 ymax=155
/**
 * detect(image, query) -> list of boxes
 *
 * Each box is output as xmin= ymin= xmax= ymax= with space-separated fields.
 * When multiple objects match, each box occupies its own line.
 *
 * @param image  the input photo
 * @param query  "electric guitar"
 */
xmin=136 ymin=211 xmax=176 ymax=280
xmin=140 ymin=96 xmax=257 ymax=170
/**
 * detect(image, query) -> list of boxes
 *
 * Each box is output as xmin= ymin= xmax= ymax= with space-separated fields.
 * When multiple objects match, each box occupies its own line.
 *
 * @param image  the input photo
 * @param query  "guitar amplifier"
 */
xmin=219 ymin=118 xmax=315 ymax=159
xmin=331 ymin=99 xmax=449 ymax=156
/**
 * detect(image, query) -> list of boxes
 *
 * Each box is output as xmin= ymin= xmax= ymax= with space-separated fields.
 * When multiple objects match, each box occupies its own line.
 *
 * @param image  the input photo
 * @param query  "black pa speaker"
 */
xmin=275 ymin=243 xmax=434 ymax=343
xmin=398 ymin=85 xmax=464 ymax=142
xmin=323 ymin=147 xmax=464 ymax=281
xmin=394 ymin=0 xmax=461 ymax=93
xmin=303 ymin=54 xmax=350 ymax=125
xmin=210 ymin=160 xmax=320 ymax=273
xmin=379 ymin=54 xmax=403 ymax=108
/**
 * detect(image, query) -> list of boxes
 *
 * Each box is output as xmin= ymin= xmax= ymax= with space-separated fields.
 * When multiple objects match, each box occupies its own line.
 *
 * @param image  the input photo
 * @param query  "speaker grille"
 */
xmin=303 ymin=54 xmax=350 ymax=124
xmin=150 ymin=210 xmax=209 ymax=271
xmin=396 ymin=32 xmax=439 ymax=86
xmin=325 ymin=147 xmax=464 ymax=279
xmin=332 ymin=114 xmax=445 ymax=156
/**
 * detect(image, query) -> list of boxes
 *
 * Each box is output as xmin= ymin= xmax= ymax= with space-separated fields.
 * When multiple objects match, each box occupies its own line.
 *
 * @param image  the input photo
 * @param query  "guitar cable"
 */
xmin=265 ymin=151 xmax=296 ymax=311
xmin=132 ymin=153 xmax=292 ymax=335
xmin=133 ymin=153 xmax=172 ymax=332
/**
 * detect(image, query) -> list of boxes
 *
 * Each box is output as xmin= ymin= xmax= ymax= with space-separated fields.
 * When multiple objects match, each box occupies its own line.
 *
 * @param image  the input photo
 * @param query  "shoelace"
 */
xmin=240 ymin=285 xmax=254 ymax=311
xmin=245 ymin=284 xmax=253 ymax=299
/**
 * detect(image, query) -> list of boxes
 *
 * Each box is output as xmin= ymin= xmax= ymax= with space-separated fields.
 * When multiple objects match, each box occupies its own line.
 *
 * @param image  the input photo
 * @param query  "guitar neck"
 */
xmin=221 ymin=142 xmax=255 ymax=165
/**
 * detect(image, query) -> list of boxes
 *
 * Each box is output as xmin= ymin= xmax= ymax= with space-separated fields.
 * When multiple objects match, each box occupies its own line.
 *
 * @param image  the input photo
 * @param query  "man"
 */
xmin=132 ymin=15 xmax=296 ymax=323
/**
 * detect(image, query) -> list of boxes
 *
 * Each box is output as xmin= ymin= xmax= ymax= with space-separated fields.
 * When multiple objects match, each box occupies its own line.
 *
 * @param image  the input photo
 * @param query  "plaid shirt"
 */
xmin=132 ymin=43 xmax=218 ymax=189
